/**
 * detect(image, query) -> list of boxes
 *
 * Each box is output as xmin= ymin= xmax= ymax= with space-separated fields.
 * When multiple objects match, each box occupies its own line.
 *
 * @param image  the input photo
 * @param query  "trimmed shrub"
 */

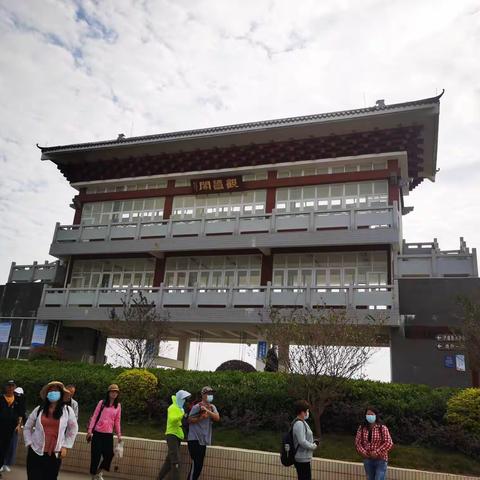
xmin=29 ymin=346 xmax=65 ymax=361
xmin=216 ymin=360 xmax=256 ymax=373
xmin=446 ymin=388 xmax=480 ymax=435
xmin=115 ymin=369 xmax=158 ymax=419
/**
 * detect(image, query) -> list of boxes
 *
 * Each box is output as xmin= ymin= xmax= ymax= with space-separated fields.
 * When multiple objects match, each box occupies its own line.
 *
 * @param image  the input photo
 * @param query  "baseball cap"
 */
xmin=5 ymin=380 xmax=16 ymax=386
xmin=201 ymin=386 xmax=215 ymax=395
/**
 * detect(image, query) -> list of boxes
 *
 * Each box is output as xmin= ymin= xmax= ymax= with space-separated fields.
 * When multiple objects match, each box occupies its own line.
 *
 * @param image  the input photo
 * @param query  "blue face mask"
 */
xmin=207 ymin=395 xmax=214 ymax=403
xmin=366 ymin=414 xmax=376 ymax=424
xmin=47 ymin=391 xmax=61 ymax=403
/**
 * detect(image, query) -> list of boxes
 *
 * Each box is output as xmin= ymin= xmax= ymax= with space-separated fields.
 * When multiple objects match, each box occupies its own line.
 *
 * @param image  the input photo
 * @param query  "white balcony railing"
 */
xmin=41 ymin=282 xmax=397 ymax=310
xmin=52 ymin=206 xmax=399 ymax=244
xmin=8 ymin=261 xmax=63 ymax=283
xmin=398 ymin=238 xmax=478 ymax=278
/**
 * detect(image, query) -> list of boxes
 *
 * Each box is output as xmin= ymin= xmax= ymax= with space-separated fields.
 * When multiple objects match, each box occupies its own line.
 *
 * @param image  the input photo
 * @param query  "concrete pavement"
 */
xmin=6 ymin=467 xmax=91 ymax=479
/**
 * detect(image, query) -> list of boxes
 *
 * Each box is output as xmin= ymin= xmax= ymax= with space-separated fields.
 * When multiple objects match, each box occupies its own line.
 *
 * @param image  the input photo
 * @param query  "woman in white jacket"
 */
xmin=24 ymin=381 xmax=78 ymax=480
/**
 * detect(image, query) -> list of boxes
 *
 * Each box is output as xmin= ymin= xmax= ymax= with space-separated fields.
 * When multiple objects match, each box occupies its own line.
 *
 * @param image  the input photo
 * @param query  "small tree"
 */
xmin=105 ymin=291 xmax=170 ymax=368
xmin=458 ymin=297 xmax=480 ymax=387
xmin=262 ymin=307 xmax=384 ymax=436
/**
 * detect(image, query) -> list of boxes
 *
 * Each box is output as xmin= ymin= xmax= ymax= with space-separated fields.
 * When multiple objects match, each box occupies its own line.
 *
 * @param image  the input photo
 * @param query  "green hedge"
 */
xmin=1 ymin=359 xmax=477 ymax=457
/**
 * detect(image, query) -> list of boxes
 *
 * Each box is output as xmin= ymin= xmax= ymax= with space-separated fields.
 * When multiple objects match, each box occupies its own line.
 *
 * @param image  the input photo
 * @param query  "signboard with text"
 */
xmin=444 ymin=355 xmax=455 ymax=369
xmin=31 ymin=323 xmax=48 ymax=347
xmin=257 ymin=341 xmax=268 ymax=360
xmin=191 ymin=176 xmax=244 ymax=194
xmin=0 ymin=322 xmax=12 ymax=344
xmin=455 ymin=354 xmax=466 ymax=372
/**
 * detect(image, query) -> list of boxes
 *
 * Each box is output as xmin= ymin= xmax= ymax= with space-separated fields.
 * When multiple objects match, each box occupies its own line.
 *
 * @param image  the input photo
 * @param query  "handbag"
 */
xmin=87 ymin=401 xmax=105 ymax=443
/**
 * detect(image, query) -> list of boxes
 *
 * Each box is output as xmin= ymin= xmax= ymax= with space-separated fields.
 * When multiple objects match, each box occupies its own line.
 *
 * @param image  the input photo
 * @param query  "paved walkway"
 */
xmin=7 ymin=467 xmax=91 ymax=479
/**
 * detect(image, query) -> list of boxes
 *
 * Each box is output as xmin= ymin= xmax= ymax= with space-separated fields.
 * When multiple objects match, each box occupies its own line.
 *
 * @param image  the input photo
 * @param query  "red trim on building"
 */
xmin=265 ymin=170 xmax=277 ymax=213
xmin=163 ymin=180 xmax=176 ymax=219
xmin=260 ymin=254 xmax=273 ymax=284
xmin=76 ymin=169 xmax=393 ymax=205
xmin=153 ymin=257 xmax=166 ymax=286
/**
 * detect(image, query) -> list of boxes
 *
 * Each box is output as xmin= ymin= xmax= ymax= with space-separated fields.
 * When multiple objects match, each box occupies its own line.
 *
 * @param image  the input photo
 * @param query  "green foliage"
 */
xmin=115 ymin=369 xmax=158 ymax=418
xmin=29 ymin=346 xmax=65 ymax=361
xmin=216 ymin=360 xmax=256 ymax=372
xmin=446 ymin=388 xmax=480 ymax=434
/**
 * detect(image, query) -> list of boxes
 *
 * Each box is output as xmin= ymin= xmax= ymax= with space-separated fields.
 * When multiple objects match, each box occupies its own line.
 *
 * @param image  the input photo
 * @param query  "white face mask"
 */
xmin=304 ymin=410 xmax=310 ymax=420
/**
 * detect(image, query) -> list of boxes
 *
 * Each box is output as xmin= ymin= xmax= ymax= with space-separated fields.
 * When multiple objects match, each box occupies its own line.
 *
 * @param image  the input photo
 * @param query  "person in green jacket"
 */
xmin=157 ymin=390 xmax=191 ymax=480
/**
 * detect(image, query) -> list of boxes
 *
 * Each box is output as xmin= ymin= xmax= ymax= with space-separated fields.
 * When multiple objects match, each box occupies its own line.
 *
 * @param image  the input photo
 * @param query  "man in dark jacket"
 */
xmin=0 ymin=380 xmax=25 ymax=478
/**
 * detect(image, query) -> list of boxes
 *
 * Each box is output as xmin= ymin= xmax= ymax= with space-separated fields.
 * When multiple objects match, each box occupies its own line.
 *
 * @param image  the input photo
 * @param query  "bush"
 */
xmin=446 ymin=388 xmax=480 ymax=435
xmin=29 ymin=346 xmax=65 ymax=361
xmin=115 ymin=369 xmax=158 ymax=419
xmin=216 ymin=360 xmax=256 ymax=373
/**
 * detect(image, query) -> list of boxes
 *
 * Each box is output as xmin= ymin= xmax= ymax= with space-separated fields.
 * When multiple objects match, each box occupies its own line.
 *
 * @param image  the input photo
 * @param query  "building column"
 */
xmin=277 ymin=342 xmax=289 ymax=372
xmin=260 ymin=254 xmax=273 ymax=285
xmin=153 ymin=257 xmax=166 ymax=287
xmin=265 ymin=170 xmax=277 ymax=213
xmin=387 ymin=159 xmax=400 ymax=205
xmin=177 ymin=336 xmax=190 ymax=370
xmin=162 ymin=179 xmax=176 ymax=219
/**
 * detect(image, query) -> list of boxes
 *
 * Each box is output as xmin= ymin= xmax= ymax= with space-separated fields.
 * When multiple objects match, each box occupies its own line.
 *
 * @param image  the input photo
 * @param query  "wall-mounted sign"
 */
xmin=444 ymin=355 xmax=455 ymax=369
xmin=31 ymin=323 xmax=48 ymax=347
xmin=436 ymin=334 xmax=465 ymax=342
xmin=191 ymin=176 xmax=244 ymax=194
xmin=257 ymin=341 xmax=268 ymax=360
xmin=455 ymin=354 xmax=466 ymax=372
xmin=0 ymin=322 xmax=12 ymax=344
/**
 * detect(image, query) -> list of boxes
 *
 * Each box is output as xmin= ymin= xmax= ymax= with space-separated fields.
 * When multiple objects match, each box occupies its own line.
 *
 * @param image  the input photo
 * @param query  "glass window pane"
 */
xmin=287 ymin=270 xmax=298 ymax=286
xmin=329 ymin=269 xmax=341 ymax=286
xmin=273 ymin=270 xmax=284 ymax=286
xmin=315 ymin=270 xmax=327 ymax=286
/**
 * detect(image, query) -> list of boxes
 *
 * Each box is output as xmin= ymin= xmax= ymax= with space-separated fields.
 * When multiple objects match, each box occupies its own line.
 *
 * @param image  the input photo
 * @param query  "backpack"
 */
xmin=181 ymin=400 xmax=202 ymax=437
xmin=280 ymin=418 xmax=307 ymax=467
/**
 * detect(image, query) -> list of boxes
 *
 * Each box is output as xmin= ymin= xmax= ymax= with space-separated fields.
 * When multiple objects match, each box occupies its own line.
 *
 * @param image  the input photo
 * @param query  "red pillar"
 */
xmin=153 ymin=257 xmax=166 ymax=287
xmin=260 ymin=254 xmax=273 ymax=285
xmin=387 ymin=159 xmax=400 ymax=205
xmin=265 ymin=170 xmax=277 ymax=213
xmin=162 ymin=180 xmax=176 ymax=219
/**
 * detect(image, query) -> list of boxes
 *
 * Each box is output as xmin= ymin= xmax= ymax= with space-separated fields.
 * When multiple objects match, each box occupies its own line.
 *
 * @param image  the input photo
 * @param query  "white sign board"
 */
xmin=0 ymin=322 xmax=12 ymax=343
xmin=31 ymin=324 xmax=48 ymax=347
xmin=455 ymin=354 xmax=466 ymax=372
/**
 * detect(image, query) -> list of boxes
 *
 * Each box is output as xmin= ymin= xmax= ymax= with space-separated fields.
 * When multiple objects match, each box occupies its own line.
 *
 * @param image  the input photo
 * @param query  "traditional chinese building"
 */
xmin=1 ymin=93 xmax=478 ymax=386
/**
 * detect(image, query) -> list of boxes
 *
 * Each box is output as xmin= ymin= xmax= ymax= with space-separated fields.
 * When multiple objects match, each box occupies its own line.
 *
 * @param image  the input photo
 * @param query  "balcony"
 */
xmin=37 ymin=282 xmax=400 ymax=326
xmin=397 ymin=238 xmax=478 ymax=278
xmin=50 ymin=205 xmax=401 ymax=257
xmin=8 ymin=261 xmax=66 ymax=284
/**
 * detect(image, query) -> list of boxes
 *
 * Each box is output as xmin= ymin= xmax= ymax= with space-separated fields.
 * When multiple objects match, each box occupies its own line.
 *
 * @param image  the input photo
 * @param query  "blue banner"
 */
xmin=0 ymin=322 xmax=11 ymax=344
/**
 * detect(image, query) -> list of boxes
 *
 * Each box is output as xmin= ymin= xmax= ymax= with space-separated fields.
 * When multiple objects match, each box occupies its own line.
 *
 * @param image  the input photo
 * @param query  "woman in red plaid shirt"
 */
xmin=355 ymin=407 xmax=393 ymax=480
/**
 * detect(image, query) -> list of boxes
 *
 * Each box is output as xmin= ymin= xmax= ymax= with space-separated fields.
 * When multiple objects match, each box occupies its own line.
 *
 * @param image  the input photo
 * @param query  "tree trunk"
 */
xmin=311 ymin=405 xmax=323 ymax=438
xmin=472 ymin=369 xmax=480 ymax=388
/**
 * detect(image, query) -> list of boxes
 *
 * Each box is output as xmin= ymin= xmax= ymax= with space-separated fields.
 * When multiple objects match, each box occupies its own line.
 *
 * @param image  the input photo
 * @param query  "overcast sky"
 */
xmin=1 ymin=1 xmax=479 ymax=378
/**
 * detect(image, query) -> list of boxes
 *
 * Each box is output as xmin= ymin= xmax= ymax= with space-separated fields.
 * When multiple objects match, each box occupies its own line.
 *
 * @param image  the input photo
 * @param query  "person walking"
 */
xmin=187 ymin=386 xmax=220 ymax=480
xmin=0 ymin=380 xmax=25 ymax=478
xmin=23 ymin=381 xmax=78 ymax=480
xmin=355 ymin=406 xmax=394 ymax=480
xmin=64 ymin=384 xmax=79 ymax=420
xmin=87 ymin=384 xmax=122 ymax=480
xmin=1 ymin=386 xmax=26 ymax=473
xmin=157 ymin=389 xmax=191 ymax=480
xmin=291 ymin=400 xmax=318 ymax=480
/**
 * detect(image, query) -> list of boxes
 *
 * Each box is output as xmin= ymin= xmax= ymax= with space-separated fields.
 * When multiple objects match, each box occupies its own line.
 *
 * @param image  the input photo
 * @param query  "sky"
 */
xmin=1 ymin=0 xmax=479 ymax=380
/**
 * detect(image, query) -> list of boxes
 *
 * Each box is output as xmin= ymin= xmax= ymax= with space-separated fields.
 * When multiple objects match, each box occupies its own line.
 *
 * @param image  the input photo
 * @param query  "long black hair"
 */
xmin=41 ymin=392 xmax=65 ymax=420
xmin=361 ymin=406 xmax=383 ymax=429
xmin=103 ymin=390 xmax=120 ymax=409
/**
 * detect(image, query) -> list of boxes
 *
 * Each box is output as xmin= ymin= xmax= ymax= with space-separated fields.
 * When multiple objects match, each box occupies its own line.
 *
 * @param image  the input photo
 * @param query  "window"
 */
xmin=164 ymin=255 xmax=261 ymax=288
xmin=172 ymin=191 xmax=266 ymax=219
xmin=86 ymin=179 xmax=167 ymax=194
xmin=81 ymin=198 xmax=165 ymax=225
xmin=276 ymin=181 xmax=388 ymax=212
xmin=276 ymin=161 xmax=387 ymax=178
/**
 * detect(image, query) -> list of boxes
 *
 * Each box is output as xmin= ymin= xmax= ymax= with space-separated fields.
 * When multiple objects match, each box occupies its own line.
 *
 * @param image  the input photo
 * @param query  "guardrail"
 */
xmin=52 ymin=205 xmax=399 ymax=244
xmin=41 ymin=282 xmax=397 ymax=310
xmin=8 ymin=261 xmax=63 ymax=283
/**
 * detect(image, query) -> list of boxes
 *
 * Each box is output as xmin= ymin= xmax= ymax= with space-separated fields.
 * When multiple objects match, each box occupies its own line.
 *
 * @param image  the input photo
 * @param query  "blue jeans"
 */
xmin=363 ymin=458 xmax=388 ymax=480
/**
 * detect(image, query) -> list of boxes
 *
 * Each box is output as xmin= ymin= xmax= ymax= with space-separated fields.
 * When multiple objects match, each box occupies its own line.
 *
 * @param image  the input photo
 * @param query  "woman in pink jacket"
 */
xmin=86 ymin=384 xmax=122 ymax=480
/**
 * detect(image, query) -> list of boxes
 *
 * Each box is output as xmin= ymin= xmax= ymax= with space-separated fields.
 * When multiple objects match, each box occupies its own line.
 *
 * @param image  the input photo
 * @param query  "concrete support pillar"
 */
xmin=277 ymin=342 xmax=289 ymax=372
xmin=177 ymin=336 xmax=190 ymax=370
xmin=265 ymin=170 xmax=277 ymax=213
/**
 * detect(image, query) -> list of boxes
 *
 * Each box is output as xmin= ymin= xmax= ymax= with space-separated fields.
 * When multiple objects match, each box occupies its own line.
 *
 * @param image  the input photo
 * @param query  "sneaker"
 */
xmin=3 ymin=467 xmax=10 ymax=472
xmin=0 ymin=466 xmax=4 ymax=472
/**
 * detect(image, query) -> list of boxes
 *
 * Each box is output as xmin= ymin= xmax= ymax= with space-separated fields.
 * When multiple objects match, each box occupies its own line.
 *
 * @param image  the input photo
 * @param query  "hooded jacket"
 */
xmin=165 ymin=390 xmax=190 ymax=440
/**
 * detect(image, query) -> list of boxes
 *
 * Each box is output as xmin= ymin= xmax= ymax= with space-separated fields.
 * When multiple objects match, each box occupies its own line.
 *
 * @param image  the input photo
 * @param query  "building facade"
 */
xmin=1 ymin=93 xmax=478 ymax=386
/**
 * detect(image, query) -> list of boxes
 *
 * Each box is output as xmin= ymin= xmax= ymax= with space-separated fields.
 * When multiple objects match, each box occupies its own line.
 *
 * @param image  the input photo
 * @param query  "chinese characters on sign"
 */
xmin=435 ymin=333 xmax=465 ymax=351
xmin=191 ymin=176 xmax=244 ymax=194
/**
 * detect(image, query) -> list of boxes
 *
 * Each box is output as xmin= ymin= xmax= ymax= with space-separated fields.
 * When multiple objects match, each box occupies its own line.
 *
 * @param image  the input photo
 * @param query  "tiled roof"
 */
xmin=38 ymin=92 xmax=443 ymax=154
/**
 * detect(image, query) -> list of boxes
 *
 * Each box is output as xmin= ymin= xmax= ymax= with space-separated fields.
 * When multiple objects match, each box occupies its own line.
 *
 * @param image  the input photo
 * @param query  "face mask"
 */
xmin=366 ymin=414 xmax=376 ymax=424
xmin=207 ymin=395 xmax=214 ymax=403
xmin=178 ymin=398 xmax=186 ymax=409
xmin=47 ymin=391 xmax=61 ymax=402
xmin=304 ymin=410 xmax=310 ymax=420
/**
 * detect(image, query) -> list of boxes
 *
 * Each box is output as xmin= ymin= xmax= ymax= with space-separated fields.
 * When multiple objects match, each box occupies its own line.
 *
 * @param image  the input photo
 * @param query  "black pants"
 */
xmin=187 ymin=440 xmax=207 ymax=480
xmin=90 ymin=431 xmax=114 ymax=474
xmin=26 ymin=447 xmax=62 ymax=480
xmin=158 ymin=435 xmax=181 ymax=480
xmin=294 ymin=461 xmax=312 ymax=480
xmin=0 ymin=424 xmax=15 ymax=467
